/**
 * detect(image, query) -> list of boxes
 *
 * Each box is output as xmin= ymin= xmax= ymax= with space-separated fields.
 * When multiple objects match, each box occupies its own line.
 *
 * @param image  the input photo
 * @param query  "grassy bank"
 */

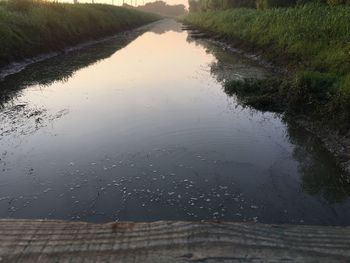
xmin=183 ymin=4 xmax=350 ymax=130
xmin=0 ymin=0 xmax=159 ymax=68
xmin=184 ymin=4 xmax=350 ymax=75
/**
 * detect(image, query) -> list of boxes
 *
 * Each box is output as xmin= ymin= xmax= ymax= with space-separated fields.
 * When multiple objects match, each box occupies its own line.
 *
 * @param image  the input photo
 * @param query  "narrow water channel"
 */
xmin=0 ymin=19 xmax=349 ymax=225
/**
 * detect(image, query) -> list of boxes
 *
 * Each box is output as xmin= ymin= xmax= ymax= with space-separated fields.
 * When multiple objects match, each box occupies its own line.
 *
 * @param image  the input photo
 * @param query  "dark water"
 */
xmin=1 ymin=20 xmax=350 ymax=225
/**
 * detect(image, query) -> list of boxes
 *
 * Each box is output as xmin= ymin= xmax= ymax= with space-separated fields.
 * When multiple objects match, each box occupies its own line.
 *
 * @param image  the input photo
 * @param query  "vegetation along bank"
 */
xmin=0 ymin=0 xmax=159 ymax=69
xmin=183 ymin=1 xmax=350 ymax=173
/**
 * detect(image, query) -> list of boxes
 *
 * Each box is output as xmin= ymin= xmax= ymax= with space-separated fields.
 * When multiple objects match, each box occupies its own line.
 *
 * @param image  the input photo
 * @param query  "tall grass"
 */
xmin=184 ymin=4 xmax=350 ymax=128
xmin=184 ymin=4 xmax=350 ymax=75
xmin=188 ymin=0 xmax=349 ymax=11
xmin=0 ymin=0 xmax=159 ymax=67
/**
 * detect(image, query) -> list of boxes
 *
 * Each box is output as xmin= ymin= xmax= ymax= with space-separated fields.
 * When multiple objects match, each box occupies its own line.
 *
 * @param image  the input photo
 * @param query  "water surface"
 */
xmin=1 ymin=19 xmax=350 ymax=225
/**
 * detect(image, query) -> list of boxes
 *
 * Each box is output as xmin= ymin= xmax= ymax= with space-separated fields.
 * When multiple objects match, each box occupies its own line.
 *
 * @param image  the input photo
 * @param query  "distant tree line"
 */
xmin=188 ymin=0 xmax=349 ymax=11
xmin=189 ymin=0 xmax=253 ymax=11
xmin=132 ymin=1 xmax=186 ymax=17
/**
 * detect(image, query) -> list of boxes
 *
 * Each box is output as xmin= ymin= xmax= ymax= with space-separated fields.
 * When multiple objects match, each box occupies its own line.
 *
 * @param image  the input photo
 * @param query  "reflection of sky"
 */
xmin=58 ymin=0 xmax=188 ymax=7
xmin=24 ymin=30 xmax=209 ymax=108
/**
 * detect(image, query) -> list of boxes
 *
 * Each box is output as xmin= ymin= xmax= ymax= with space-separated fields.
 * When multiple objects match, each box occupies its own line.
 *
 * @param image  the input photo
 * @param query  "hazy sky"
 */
xmin=160 ymin=0 xmax=187 ymax=5
xmin=141 ymin=0 xmax=188 ymax=5
xmin=112 ymin=0 xmax=188 ymax=7
xmin=67 ymin=0 xmax=188 ymax=8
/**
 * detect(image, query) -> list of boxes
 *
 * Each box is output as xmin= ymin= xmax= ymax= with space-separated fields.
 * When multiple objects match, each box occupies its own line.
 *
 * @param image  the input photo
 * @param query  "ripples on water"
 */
xmin=0 ymin=19 xmax=350 ymax=225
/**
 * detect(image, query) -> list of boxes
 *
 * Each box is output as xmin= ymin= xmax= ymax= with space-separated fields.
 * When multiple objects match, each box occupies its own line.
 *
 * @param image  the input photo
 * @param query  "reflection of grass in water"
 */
xmin=287 ymin=122 xmax=350 ymax=203
xmin=224 ymin=78 xmax=285 ymax=112
xmin=0 ymin=28 xmax=146 ymax=107
xmin=224 ymin=73 xmax=350 ymax=132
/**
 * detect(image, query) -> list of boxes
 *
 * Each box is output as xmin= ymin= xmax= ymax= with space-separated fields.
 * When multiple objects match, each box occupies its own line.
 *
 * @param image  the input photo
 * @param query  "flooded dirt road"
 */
xmin=0 ymin=19 xmax=349 ymax=225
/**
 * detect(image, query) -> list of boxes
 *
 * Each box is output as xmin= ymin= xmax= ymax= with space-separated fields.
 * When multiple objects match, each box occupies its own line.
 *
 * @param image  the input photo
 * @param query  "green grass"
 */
xmin=183 ymin=4 xmax=350 ymax=75
xmin=0 ymin=0 xmax=159 ymax=67
xmin=184 ymin=4 xmax=350 ymax=130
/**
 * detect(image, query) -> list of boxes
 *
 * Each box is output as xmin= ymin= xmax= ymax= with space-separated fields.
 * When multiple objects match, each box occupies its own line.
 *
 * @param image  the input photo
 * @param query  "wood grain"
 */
xmin=0 ymin=219 xmax=349 ymax=262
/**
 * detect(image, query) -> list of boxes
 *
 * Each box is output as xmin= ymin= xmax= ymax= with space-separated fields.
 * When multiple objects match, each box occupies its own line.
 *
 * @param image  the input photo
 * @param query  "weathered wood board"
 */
xmin=0 ymin=219 xmax=349 ymax=262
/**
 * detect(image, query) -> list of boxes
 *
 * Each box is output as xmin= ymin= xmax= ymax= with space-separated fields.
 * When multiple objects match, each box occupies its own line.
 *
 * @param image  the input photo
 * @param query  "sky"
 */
xmin=60 ymin=0 xmax=188 ymax=8
xmin=151 ymin=0 xmax=187 ymax=5
xmin=126 ymin=0 xmax=187 ymax=6
xmin=98 ymin=0 xmax=188 ymax=7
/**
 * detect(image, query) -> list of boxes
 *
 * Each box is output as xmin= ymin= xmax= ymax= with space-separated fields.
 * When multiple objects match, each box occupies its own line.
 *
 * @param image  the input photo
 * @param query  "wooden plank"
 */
xmin=0 ymin=219 xmax=349 ymax=262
